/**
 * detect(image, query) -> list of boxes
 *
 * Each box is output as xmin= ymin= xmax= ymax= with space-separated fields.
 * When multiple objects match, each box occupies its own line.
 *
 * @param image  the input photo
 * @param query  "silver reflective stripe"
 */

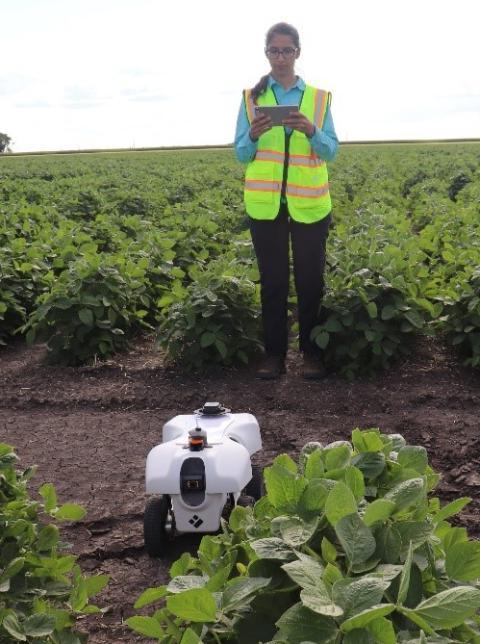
xmin=245 ymin=180 xmax=281 ymax=192
xmin=286 ymin=183 xmax=330 ymax=198
xmin=289 ymin=155 xmax=325 ymax=168
xmin=255 ymin=151 xmax=285 ymax=163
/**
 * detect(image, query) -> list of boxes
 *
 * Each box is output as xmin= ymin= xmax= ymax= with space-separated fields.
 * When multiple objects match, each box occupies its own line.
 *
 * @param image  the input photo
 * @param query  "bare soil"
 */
xmin=1 ymin=336 xmax=480 ymax=642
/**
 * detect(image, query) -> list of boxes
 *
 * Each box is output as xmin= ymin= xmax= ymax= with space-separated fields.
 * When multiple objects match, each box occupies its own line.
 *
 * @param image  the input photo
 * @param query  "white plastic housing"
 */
xmin=145 ymin=411 xmax=262 ymax=533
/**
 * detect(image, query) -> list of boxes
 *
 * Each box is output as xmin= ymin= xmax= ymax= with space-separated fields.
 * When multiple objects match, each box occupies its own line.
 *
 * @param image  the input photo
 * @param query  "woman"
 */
xmin=234 ymin=22 xmax=339 ymax=379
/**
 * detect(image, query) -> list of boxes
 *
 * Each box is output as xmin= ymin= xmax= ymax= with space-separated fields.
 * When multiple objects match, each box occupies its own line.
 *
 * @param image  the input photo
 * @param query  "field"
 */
xmin=1 ymin=143 xmax=480 ymax=642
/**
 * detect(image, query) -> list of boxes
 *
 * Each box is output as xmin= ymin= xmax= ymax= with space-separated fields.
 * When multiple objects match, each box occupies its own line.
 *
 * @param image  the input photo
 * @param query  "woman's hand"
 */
xmin=249 ymin=113 xmax=273 ymax=141
xmin=282 ymin=112 xmax=315 ymax=137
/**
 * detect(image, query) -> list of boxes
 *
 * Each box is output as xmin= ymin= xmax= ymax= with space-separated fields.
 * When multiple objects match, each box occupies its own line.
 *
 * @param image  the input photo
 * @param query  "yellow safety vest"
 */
xmin=242 ymin=84 xmax=332 ymax=223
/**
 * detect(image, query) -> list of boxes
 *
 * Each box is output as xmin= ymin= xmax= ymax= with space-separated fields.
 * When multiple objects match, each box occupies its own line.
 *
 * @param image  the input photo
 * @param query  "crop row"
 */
xmin=1 ymin=145 xmax=480 ymax=375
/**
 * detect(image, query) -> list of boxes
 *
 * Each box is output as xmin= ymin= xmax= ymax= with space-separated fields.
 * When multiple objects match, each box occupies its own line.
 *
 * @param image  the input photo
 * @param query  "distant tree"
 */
xmin=0 ymin=133 xmax=12 ymax=153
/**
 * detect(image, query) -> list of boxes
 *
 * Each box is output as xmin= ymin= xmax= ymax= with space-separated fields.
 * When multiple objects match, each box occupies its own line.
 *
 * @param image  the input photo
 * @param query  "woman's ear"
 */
xmin=296 ymin=48 xmax=301 ymax=59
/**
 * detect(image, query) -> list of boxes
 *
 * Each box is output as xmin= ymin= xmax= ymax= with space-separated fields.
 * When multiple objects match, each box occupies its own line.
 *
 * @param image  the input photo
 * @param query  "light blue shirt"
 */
xmin=234 ymin=75 xmax=339 ymax=164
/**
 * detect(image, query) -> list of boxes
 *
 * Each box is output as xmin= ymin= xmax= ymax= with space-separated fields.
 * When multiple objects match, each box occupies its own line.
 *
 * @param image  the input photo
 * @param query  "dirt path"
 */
xmin=1 ymin=336 xmax=480 ymax=642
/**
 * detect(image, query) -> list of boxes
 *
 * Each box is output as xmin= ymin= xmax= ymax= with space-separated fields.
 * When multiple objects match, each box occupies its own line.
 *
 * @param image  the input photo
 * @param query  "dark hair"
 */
xmin=251 ymin=23 xmax=300 ymax=101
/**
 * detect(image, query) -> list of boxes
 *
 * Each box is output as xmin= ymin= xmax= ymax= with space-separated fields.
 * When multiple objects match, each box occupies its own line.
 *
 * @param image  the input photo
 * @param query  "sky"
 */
xmin=1 ymin=0 xmax=479 ymax=152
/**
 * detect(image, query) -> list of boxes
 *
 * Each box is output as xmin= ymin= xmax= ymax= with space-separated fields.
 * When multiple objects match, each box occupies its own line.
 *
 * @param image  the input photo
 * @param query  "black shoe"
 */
xmin=256 ymin=355 xmax=286 ymax=380
xmin=302 ymin=353 xmax=327 ymax=380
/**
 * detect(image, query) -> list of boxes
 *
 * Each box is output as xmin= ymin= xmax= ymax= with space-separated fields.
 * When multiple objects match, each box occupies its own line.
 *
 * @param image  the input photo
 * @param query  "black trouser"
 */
xmin=249 ymin=203 xmax=331 ymax=357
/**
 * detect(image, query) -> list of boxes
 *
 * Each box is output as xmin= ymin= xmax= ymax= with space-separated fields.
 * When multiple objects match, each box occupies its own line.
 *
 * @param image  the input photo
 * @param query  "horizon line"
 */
xmin=2 ymin=138 xmax=480 ymax=158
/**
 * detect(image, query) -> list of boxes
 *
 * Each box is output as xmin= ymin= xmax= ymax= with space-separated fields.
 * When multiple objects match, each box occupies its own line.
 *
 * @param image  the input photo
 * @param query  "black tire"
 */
xmin=244 ymin=464 xmax=264 ymax=501
xmin=144 ymin=495 xmax=170 ymax=558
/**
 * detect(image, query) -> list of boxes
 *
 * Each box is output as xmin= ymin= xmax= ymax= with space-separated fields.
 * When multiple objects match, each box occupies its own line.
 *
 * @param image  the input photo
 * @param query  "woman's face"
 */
xmin=265 ymin=33 xmax=300 ymax=77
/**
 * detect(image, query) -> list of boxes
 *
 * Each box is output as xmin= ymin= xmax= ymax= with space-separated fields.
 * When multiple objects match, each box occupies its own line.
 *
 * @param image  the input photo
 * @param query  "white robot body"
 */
xmin=145 ymin=404 xmax=262 ymax=537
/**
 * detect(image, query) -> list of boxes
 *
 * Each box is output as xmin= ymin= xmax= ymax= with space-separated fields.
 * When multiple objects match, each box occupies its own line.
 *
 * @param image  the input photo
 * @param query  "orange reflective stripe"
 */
xmin=257 ymin=148 xmax=285 ymax=156
xmin=313 ymin=89 xmax=328 ymax=129
xmin=243 ymin=89 xmax=256 ymax=125
xmin=245 ymin=179 xmax=281 ymax=192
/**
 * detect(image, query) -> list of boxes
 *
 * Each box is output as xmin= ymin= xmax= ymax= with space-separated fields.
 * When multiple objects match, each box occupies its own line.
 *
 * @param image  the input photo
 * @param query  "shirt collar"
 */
xmin=268 ymin=75 xmax=305 ymax=91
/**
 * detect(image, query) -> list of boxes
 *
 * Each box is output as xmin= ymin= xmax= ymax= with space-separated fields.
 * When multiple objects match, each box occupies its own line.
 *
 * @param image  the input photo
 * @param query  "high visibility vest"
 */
xmin=243 ymin=84 xmax=332 ymax=223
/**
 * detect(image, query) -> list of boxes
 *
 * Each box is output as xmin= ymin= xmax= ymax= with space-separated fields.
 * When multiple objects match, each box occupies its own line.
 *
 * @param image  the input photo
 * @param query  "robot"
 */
xmin=144 ymin=402 xmax=263 ymax=556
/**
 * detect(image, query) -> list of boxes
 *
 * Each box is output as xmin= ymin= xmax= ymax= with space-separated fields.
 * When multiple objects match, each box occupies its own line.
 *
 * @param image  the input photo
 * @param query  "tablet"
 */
xmin=254 ymin=105 xmax=299 ymax=126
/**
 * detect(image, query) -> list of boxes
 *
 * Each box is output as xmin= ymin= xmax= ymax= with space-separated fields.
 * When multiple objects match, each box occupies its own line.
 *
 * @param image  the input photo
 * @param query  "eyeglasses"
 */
xmin=265 ymin=47 xmax=298 ymax=59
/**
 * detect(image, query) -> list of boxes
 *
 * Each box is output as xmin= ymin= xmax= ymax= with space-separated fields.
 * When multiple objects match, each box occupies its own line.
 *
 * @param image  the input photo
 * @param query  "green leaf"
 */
xmin=0 ymin=557 xmax=25 ymax=582
xmin=39 ymin=482 xmax=57 ymax=512
xmin=2 ymin=613 xmax=26 ymax=641
xmin=397 ymin=445 xmax=428 ymax=474
xmin=340 ymin=604 xmax=395 ymax=632
xmin=351 ymin=429 xmax=384 ymax=453
xmin=300 ymin=479 xmax=329 ymax=512
xmin=375 ymin=525 xmax=402 ymax=564
xmin=396 ymin=520 xmax=433 ymax=551
xmin=315 ymin=331 xmax=330 ymax=349
xmin=323 ymin=563 xmax=343 ymax=586
xmin=229 ymin=505 xmax=249 ymax=532
xmin=333 ymin=576 xmax=390 ymax=620
xmin=37 ymin=525 xmax=59 ymax=551
xmin=363 ymin=499 xmax=395 ymax=526
xmin=304 ymin=450 xmax=325 ymax=479
xmin=134 ymin=586 xmax=168 ymax=609
xmin=166 ymin=588 xmax=217 ymax=622
xmin=180 ymin=628 xmax=203 ymax=644
xmin=282 ymin=557 xmax=325 ymax=589
xmin=397 ymin=541 xmax=414 ymax=605
xmin=384 ymin=478 xmax=425 ymax=512
xmin=23 ymin=614 xmax=56 ymax=637
xmin=343 ymin=630 xmax=374 ymax=644
xmin=300 ymin=586 xmax=344 ymax=618
xmin=344 ymin=466 xmax=365 ymax=501
xmin=251 ymin=538 xmax=294 ymax=561
xmin=222 ymin=577 xmax=270 ymax=611
xmin=325 ymin=482 xmax=357 ymax=526
xmin=126 ymin=616 xmax=164 ymax=639
xmin=84 ymin=574 xmax=109 ymax=598
xmin=367 ymin=616 xmax=396 ymax=643
xmin=170 ymin=552 xmax=196 ymax=578
xmin=434 ymin=497 xmax=471 ymax=523
xmin=275 ymin=602 xmax=339 ymax=643
xmin=446 ymin=541 xmax=480 ymax=581
xmin=167 ymin=575 xmax=206 ymax=593
xmin=325 ymin=445 xmax=351 ymax=471
xmin=397 ymin=606 xmax=435 ymax=635
xmin=411 ymin=586 xmax=480 ymax=629
xmin=381 ymin=304 xmax=397 ymax=320
xmin=214 ymin=338 xmax=227 ymax=358
xmin=264 ymin=464 xmax=307 ymax=513
xmin=404 ymin=309 xmax=424 ymax=329
xmin=78 ymin=308 xmax=94 ymax=327
xmin=278 ymin=516 xmax=319 ymax=547
xmin=200 ymin=331 xmax=215 ymax=348
xmin=335 ymin=513 xmax=376 ymax=566
xmin=273 ymin=454 xmax=298 ymax=473
xmin=55 ymin=503 xmax=86 ymax=521
xmin=367 ymin=302 xmax=378 ymax=318
xmin=205 ymin=563 xmax=232 ymax=592
xmin=351 ymin=452 xmax=386 ymax=479
xmin=321 ymin=537 xmax=338 ymax=564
